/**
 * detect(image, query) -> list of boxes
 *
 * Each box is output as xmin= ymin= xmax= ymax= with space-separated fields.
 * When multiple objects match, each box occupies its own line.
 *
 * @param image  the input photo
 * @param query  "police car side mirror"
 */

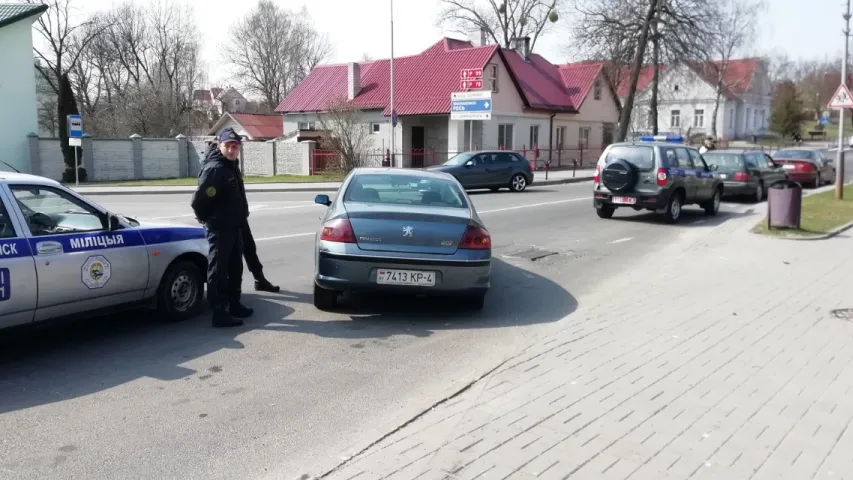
xmin=711 ymin=164 xmax=719 ymax=171
xmin=108 ymin=214 xmax=121 ymax=231
xmin=314 ymin=194 xmax=331 ymax=206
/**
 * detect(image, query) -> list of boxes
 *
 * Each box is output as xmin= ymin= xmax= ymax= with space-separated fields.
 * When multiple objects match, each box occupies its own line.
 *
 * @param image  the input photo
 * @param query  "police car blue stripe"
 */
xmin=0 ymin=238 xmax=31 ymax=259
xmin=4 ymin=226 xmax=205 ymax=258
xmin=140 ymin=227 xmax=206 ymax=245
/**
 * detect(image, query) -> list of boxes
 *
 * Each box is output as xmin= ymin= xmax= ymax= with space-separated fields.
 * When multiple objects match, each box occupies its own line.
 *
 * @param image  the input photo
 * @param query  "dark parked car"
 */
xmin=701 ymin=150 xmax=788 ymax=202
xmin=771 ymin=148 xmax=835 ymax=188
xmin=426 ymin=150 xmax=534 ymax=192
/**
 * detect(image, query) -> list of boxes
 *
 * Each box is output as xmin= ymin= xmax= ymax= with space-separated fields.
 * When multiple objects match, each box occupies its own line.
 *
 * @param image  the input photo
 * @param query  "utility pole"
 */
xmin=389 ymin=0 xmax=398 ymax=167
xmin=836 ymin=0 xmax=850 ymax=200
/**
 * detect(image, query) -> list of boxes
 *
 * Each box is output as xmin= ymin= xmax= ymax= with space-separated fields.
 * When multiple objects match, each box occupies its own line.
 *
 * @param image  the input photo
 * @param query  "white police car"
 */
xmin=0 ymin=169 xmax=209 ymax=330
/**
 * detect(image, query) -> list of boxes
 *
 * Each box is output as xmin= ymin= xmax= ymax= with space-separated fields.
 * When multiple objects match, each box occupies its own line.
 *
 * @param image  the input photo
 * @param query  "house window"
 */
xmin=670 ymin=110 xmax=681 ymax=128
xmin=498 ymin=124 xmax=513 ymax=148
xmin=647 ymin=111 xmax=655 ymax=129
xmin=555 ymin=126 xmax=566 ymax=149
xmin=298 ymin=121 xmax=316 ymax=130
xmin=370 ymin=123 xmax=381 ymax=134
xmin=579 ymin=127 xmax=590 ymax=148
xmin=529 ymin=125 xmax=539 ymax=147
xmin=754 ymin=110 xmax=760 ymax=129
xmin=694 ymin=109 xmax=705 ymax=128
xmin=729 ymin=109 xmax=734 ymax=128
xmin=674 ymin=85 xmax=679 ymax=91
xmin=746 ymin=108 xmax=751 ymax=128
xmin=487 ymin=64 xmax=498 ymax=93
xmin=594 ymin=81 xmax=601 ymax=100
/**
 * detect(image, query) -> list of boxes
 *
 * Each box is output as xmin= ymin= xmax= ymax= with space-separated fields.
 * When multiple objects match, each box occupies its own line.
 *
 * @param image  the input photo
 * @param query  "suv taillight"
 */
xmin=656 ymin=168 xmax=668 ymax=186
xmin=733 ymin=171 xmax=749 ymax=181
xmin=593 ymin=164 xmax=601 ymax=183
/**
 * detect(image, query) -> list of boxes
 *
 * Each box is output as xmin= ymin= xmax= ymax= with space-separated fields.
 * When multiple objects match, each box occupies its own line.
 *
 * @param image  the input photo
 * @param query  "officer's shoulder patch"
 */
xmin=206 ymin=186 xmax=216 ymax=197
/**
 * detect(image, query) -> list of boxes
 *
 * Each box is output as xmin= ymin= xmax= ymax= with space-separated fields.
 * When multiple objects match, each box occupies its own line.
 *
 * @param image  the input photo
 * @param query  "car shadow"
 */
xmin=607 ymin=205 xmax=753 ymax=227
xmin=0 ymin=259 xmax=576 ymax=414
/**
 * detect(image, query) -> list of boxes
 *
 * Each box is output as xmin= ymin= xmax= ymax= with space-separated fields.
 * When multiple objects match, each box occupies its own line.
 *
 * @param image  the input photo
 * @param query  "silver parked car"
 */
xmin=312 ymin=168 xmax=491 ymax=310
xmin=0 ymin=170 xmax=209 ymax=330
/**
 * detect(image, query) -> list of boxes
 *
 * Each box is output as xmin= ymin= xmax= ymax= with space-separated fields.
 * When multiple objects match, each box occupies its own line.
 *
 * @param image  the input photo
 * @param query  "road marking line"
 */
xmin=610 ymin=237 xmax=632 ymax=244
xmin=256 ymin=232 xmax=315 ymax=241
xmin=479 ymin=197 xmax=587 ymax=214
xmin=145 ymin=204 xmax=317 ymax=220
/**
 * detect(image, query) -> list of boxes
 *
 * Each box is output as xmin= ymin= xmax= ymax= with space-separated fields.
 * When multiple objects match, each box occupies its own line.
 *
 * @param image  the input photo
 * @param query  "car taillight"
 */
xmin=459 ymin=225 xmax=491 ymax=249
xmin=656 ymin=168 xmax=668 ymax=186
xmin=320 ymin=218 xmax=356 ymax=243
xmin=733 ymin=171 xmax=750 ymax=181
xmin=794 ymin=162 xmax=813 ymax=171
xmin=593 ymin=165 xmax=601 ymax=183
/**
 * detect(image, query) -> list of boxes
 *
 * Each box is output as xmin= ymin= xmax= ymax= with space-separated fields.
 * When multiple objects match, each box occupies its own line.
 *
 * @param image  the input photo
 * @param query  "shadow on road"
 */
xmin=606 ymin=203 xmax=754 ymax=227
xmin=0 ymin=259 xmax=575 ymax=414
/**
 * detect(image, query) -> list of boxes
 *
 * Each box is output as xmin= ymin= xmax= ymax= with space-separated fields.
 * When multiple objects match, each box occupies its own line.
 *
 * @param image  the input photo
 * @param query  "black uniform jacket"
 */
xmin=191 ymin=144 xmax=249 ymax=231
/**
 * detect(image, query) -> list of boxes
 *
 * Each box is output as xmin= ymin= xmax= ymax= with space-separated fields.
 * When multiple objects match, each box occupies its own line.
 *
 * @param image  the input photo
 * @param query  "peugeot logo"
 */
xmin=402 ymin=226 xmax=414 ymax=237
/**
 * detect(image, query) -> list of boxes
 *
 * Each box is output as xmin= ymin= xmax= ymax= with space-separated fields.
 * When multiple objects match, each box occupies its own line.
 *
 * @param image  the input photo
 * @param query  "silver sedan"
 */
xmin=312 ymin=168 xmax=492 ymax=311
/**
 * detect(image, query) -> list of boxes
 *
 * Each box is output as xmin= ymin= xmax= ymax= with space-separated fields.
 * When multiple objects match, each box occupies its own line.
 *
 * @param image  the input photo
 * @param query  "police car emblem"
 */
xmin=82 ymin=255 xmax=112 ymax=289
xmin=206 ymin=186 xmax=216 ymax=197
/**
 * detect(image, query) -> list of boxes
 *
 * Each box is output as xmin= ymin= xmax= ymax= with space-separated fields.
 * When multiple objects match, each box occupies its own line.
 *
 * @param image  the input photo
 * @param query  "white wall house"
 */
xmin=1 ymin=3 xmax=48 ymax=172
xmin=277 ymin=37 xmax=620 ymax=168
xmin=623 ymin=59 xmax=772 ymax=141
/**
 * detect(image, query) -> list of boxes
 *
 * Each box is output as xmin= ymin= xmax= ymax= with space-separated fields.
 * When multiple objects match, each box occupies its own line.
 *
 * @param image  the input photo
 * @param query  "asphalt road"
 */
xmin=0 ymin=155 xmax=848 ymax=480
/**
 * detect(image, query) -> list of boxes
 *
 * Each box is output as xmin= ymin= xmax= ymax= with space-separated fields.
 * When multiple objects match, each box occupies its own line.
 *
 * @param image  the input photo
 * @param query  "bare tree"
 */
xmin=317 ymin=98 xmax=373 ymax=172
xmin=72 ymin=0 xmax=204 ymax=137
xmin=698 ymin=0 xmax=763 ymax=137
xmin=437 ymin=0 xmax=563 ymax=51
xmin=225 ymin=1 xmax=332 ymax=112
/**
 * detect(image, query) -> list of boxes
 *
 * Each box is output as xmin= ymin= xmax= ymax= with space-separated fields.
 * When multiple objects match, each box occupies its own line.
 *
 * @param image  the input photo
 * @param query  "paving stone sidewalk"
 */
xmin=319 ymin=216 xmax=853 ymax=480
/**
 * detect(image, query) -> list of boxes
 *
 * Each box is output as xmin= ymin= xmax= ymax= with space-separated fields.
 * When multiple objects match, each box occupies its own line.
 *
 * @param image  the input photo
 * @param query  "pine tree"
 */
xmin=770 ymin=80 xmax=806 ymax=140
xmin=58 ymin=73 xmax=87 ymax=182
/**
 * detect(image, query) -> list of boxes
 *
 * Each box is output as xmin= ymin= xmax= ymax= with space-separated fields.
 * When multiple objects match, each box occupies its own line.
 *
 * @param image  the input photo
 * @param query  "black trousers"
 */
xmin=205 ymin=227 xmax=244 ymax=310
xmin=241 ymin=221 xmax=263 ymax=279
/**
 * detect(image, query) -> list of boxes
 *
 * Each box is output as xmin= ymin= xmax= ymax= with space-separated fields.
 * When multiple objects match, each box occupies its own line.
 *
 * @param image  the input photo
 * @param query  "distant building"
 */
xmin=208 ymin=113 xmax=283 ymax=140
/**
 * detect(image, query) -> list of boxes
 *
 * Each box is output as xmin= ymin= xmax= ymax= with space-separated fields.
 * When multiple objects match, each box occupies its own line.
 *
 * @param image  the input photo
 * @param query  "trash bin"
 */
xmin=767 ymin=179 xmax=802 ymax=229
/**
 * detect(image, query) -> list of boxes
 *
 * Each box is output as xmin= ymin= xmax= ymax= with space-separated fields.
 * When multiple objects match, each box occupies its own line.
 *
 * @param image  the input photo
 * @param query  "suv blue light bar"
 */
xmin=638 ymin=135 xmax=684 ymax=143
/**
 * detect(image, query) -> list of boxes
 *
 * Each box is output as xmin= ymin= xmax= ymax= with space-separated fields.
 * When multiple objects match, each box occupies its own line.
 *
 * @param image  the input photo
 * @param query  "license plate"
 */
xmin=719 ymin=173 xmax=727 ymax=179
xmin=612 ymin=196 xmax=637 ymax=205
xmin=783 ymin=164 xmax=795 ymax=169
xmin=376 ymin=269 xmax=436 ymax=286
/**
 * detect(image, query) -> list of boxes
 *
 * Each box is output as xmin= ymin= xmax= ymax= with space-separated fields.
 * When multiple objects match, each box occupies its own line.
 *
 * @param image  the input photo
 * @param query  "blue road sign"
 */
xmin=450 ymin=91 xmax=492 ymax=120
xmin=67 ymin=114 xmax=83 ymax=138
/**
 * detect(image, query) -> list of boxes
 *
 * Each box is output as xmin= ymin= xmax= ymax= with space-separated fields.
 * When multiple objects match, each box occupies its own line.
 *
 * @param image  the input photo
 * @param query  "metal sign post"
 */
xmin=67 ymin=115 xmax=83 ymax=186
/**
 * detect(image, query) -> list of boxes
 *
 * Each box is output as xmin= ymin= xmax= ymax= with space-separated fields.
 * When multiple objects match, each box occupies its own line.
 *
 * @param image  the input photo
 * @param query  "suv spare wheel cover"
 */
xmin=602 ymin=159 xmax=636 ymax=192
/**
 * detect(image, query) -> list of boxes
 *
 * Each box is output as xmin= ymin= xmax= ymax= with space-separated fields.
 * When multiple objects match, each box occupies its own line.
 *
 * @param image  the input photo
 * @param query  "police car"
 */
xmin=592 ymin=135 xmax=724 ymax=224
xmin=0 ymin=169 xmax=209 ymax=330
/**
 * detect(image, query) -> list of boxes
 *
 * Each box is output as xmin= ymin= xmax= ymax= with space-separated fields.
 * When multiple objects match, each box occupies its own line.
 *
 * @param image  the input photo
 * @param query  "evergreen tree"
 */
xmin=770 ymin=80 xmax=806 ymax=140
xmin=58 ymin=73 xmax=87 ymax=182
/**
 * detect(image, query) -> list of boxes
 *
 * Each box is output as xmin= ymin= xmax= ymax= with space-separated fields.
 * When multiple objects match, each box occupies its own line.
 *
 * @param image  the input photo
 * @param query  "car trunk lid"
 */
xmin=343 ymin=202 xmax=470 ymax=254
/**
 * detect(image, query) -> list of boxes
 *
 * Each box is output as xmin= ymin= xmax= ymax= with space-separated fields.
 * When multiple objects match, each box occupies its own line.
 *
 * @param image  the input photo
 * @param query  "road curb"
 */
xmin=753 ymin=219 xmax=853 ymax=241
xmin=69 ymin=176 xmax=593 ymax=196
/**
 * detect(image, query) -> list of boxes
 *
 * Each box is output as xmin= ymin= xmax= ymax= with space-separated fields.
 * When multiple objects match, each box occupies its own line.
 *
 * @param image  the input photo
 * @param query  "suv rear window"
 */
xmin=604 ymin=145 xmax=654 ymax=171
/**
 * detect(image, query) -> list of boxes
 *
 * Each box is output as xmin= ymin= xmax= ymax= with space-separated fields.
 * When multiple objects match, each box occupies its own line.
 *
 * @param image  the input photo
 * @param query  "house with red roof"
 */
xmin=614 ymin=58 xmax=772 ymax=140
xmin=208 ymin=113 xmax=284 ymax=140
xmin=275 ymin=37 xmax=619 ymax=167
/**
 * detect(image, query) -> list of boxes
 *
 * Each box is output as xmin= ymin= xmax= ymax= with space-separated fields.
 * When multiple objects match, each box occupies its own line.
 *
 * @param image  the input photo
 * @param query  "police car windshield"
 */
xmin=605 ymin=146 xmax=654 ymax=171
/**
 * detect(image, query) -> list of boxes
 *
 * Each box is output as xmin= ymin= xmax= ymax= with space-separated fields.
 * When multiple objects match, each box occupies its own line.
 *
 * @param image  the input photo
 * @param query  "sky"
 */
xmin=29 ymin=0 xmax=850 ymax=88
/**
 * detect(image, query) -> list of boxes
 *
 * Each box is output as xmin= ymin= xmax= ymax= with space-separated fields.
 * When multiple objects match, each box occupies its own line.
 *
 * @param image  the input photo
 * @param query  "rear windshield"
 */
xmin=343 ymin=174 xmax=468 ymax=208
xmin=775 ymin=150 xmax=815 ymax=160
xmin=702 ymin=152 xmax=744 ymax=172
xmin=604 ymin=145 xmax=654 ymax=171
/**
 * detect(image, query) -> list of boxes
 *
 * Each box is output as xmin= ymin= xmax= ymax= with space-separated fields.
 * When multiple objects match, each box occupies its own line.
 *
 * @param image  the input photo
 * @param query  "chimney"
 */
xmin=511 ymin=36 xmax=531 ymax=60
xmin=480 ymin=27 xmax=487 ymax=46
xmin=347 ymin=62 xmax=361 ymax=100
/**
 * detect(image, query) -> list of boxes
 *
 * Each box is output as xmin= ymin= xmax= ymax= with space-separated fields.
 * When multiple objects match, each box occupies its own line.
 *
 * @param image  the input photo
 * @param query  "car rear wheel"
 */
xmin=596 ymin=205 xmax=615 ymax=219
xmin=509 ymin=173 xmax=527 ymax=192
xmin=157 ymin=260 xmax=205 ymax=322
xmin=814 ymin=172 xmax=821 ymax=188
xmin=663 ymin=192 xmax=683 ymax=224
xmin=313 ymin=283 xmax=339 ymax=311
xmin=753 ymin=181 xmax=764 ymax=203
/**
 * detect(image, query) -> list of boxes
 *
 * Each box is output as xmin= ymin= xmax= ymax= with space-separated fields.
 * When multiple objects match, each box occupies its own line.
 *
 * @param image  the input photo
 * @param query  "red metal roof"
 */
xmin=275 ymin=38 xmax=606 ymax=116
xmin=230 ymin=113 xmax=283 ymax=139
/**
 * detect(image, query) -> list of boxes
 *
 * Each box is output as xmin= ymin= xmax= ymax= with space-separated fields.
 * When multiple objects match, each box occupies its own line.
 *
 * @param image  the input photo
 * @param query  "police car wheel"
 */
xmin=313 ymin=283 xmax=339 ymax=311
xmin=704 ymin=187 xmax=722 ymax=215
xmin=663 ymin=192 xmax=682 ymax=224
xmin=157 ymin=260 xmax=204 ymax=321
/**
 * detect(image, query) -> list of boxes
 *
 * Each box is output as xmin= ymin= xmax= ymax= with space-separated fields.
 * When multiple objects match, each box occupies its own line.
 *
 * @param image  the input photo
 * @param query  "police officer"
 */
xmin=191 ymin=127 xmax=253 ymax=327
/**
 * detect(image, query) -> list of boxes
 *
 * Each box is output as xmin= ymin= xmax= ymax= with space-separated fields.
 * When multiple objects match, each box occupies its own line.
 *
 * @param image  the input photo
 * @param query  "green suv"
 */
xmin=592 ymin=136 xmax=724 ymax=224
